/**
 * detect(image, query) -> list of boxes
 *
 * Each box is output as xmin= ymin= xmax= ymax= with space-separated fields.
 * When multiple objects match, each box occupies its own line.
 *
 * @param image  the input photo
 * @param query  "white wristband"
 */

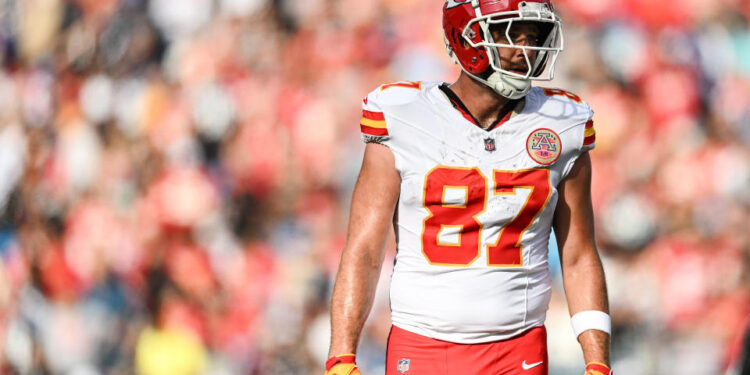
xmin=571 ymin=310 xmax=611 ymax=338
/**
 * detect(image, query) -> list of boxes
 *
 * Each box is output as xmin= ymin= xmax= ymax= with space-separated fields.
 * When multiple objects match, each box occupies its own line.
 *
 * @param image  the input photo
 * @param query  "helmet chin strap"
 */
xmin=449 ymin=37 xmax=532 ymax=100
xmin=459 ymin=68 xmax=532 ymax=100
xmin=485 ymin=71 xmax=531 ymax=100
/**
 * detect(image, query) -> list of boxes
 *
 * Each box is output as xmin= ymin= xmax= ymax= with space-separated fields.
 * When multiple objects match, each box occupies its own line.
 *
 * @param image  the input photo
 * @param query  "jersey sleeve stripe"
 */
xmin=583 ymin=119 xmax=596 ymax=146
xmin=361 ymin=117 xmax=387 ymax=129
xmin=361 ymin=123 xmax=389 ymax=136
xmin=583 ymin=134 xmax=596 ymax=146
xmin=362 ymin=109 xmax=385 ymax=121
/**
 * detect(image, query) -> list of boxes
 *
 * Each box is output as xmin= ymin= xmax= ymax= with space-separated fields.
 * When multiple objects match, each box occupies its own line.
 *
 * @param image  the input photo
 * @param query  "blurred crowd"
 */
xmin=0 ymin=0 xmax=748 ymax=374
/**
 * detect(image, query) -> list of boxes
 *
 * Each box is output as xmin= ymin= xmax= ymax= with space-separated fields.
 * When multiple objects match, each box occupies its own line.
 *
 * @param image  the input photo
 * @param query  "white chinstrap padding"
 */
xmin=571 ymin=310 xmax=611 ymax=338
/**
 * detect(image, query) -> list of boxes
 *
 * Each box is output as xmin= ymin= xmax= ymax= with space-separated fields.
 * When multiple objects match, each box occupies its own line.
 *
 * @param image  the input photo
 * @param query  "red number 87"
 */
xmin=421 ymin=167 xmax=551 ymax=267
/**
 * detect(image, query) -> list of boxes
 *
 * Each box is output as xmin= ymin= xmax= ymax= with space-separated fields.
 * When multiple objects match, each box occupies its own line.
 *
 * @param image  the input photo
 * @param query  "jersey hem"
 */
xmin=390 ymin=321 xmax=547 ymax=344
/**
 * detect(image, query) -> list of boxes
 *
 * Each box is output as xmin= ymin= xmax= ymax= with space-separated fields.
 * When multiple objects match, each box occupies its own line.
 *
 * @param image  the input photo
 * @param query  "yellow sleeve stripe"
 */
xmin=360 ymin=117 xmax=387 ymax=129
xmin=584 ymin=127 xmax=596 ymax=137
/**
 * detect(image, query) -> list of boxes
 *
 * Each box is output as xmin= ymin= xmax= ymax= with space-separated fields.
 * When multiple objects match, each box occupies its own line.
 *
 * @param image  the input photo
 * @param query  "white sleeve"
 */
xmin=360 ymin=89 xmax=390 ymax=145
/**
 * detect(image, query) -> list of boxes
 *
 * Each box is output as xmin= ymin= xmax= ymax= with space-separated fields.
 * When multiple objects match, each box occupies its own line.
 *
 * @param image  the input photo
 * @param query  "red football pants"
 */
xmin=386 ymin=325 xmax=548 ymax=375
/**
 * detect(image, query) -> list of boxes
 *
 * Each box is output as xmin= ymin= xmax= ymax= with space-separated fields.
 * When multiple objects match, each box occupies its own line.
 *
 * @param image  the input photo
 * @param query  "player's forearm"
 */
xmin=328 ymin=244 xmax=385 ymax=356
xmin=562 ymin=251 xmax=610 ymax=364
xmin=578 ymin=329 xmax=610 ymax=365
xmin=327 ymin=143 xmax=399 ymax=358
xmin=562 ymin=249 xmax=608 ymax=314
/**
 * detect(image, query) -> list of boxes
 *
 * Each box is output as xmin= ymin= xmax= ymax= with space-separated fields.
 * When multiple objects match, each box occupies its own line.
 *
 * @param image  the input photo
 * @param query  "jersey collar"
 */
xmin=438 ymin=83 xmax=524 ymax=132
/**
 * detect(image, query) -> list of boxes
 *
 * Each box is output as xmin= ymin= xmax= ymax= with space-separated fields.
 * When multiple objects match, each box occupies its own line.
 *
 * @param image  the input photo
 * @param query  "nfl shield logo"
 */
xmin=484 ymin=137 xmax=496 ymax=152
xmin=397 ymin=358 xmax=410 ymax=373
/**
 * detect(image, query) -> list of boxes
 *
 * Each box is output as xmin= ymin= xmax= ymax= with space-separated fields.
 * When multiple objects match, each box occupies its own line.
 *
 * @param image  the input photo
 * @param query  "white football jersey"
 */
xmin=359 ymin=81 xmax=595 ymax=344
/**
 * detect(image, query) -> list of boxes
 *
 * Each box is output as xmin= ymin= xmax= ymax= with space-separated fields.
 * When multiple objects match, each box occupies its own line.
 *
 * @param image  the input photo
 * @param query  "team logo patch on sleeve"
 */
xmin=526 ymin=128 xmax=562 ymax=165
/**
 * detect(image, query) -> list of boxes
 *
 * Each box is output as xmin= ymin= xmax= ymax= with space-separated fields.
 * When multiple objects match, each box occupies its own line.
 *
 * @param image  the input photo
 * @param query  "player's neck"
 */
xmin=448 ymin=74 xmax=515 ymax=129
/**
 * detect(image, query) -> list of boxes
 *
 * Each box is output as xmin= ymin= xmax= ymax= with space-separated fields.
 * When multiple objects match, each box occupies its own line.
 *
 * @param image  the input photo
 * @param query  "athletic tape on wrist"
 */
xmin=325 ymin=353 xmax=356 ymax=371
xmin=571 ymin=310 xmax=611 ymax=338
xmin=585 ymin=361 xmax=612 ymax=375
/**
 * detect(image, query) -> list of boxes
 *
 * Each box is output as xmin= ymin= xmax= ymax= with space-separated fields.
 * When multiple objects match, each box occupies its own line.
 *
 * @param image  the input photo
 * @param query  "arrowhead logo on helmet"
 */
xmin=445 ymin=0 xmax=473 ymax=8
xmin=442 ymin=0 xmax=564 ymax=99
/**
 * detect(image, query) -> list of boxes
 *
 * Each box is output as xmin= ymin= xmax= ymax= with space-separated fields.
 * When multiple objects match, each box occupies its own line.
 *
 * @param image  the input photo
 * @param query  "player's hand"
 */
xmin=584 ymin=362 xmax=612 ymax=375
xmin=324 ymin=354 xmax=361 ymax=375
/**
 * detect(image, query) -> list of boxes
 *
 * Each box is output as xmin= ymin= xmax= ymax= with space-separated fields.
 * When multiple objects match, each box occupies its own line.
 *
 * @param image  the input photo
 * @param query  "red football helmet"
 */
xmin=443 ymin=0 xmax=563 ymax=99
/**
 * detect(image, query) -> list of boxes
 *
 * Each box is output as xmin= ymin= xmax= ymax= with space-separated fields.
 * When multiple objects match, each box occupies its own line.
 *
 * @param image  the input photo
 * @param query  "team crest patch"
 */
xmin=484 ymin=137 xmax=496 ymax=152
xmin=397 ymin=358 xmax=410 ymax=373
xmin=526 ymin=128 xmax=561 ymax=165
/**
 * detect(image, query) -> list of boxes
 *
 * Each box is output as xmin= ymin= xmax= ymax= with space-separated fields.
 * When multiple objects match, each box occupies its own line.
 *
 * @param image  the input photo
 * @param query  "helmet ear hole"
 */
xmin=451 ymin=29 xmax=461 ymax=46
xmin=453 ymin=29 xmax=472 ymax=51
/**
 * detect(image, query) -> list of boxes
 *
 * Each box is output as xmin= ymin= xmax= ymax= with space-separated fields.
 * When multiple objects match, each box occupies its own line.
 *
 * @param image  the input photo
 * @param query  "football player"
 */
xmin=326 ymin=1 xmax=611 ymax=374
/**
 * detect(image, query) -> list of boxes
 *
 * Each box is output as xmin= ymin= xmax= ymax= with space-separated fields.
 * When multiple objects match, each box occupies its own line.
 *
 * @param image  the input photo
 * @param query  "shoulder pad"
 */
xmin=532 ymin=86 xmax=593 ymax=119
xmin=359 ymin=81 xmax=438 ymax=144
xmin=368 ymin=81 xmax=429 ymax=107
xmin=530 ymin=87 xmax=595 ymax=151
xmin=538 ymin=87 xmax=589 ymax=107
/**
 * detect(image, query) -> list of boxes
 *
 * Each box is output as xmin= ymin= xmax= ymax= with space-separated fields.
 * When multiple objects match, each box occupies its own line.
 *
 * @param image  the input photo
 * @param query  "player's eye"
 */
xmin=508 ymin=33 xmax=540 ymax=46
xmin=490 ymin=23 xmax=542 ymax=46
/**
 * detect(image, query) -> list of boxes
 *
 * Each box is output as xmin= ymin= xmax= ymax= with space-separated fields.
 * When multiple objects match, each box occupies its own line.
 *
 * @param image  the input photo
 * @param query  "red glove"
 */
xmin=584 ymin=361 xmax=612 ymax=375
xmin=324 ymin=354 xmax=361 ymax=375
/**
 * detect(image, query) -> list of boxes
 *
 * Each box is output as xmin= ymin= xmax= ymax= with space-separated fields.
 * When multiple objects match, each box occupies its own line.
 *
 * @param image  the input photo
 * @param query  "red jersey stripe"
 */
xmin=585 ymin=119 xmax=594 ymax=129
xmin=583 ymin=134 xmax=596 ymax=146
xmin=449 ymin=98 xmax=478 ymax=125
xmin=363 ymin=109 xmax=385 ymax=121
xmin=361 ymin=124 xmax=388 ymax=136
